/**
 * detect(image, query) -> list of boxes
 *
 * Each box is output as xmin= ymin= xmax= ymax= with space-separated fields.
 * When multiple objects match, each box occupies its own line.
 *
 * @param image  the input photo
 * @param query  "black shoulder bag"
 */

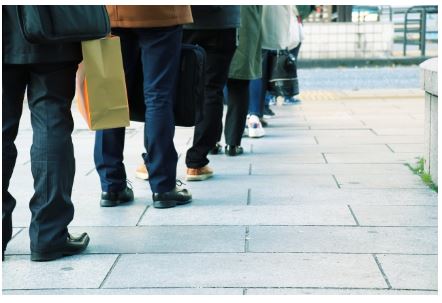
xmin=268 ymin=49 xmax=299 ymax=97
xmin=16 ymin=5 xmax=110 ymax=44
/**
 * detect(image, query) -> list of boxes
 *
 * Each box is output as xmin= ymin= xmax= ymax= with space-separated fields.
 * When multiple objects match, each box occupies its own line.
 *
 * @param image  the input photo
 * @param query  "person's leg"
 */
xmin=224 ymin=78 xmax=250 ymax=147
xmin=184 ymin=29 xmax=236 ymax=169
xmin=94 ymin=29 xmax=138 ymax=201
xmin=2 ymin=64 xmax=28 ymax=256
xmin=26 ymin=61 xmax=78 ymax=253
xmin=248 ymin=78 xmax=262 ymax=116
xmin=137 ymin=26 xmax=182 ymax=194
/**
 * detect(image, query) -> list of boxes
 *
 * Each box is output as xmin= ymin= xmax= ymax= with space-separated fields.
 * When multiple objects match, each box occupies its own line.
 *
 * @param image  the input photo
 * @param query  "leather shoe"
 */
xmin=209 ymin=143 xmax=222 ymax=155
xmin=31 ymin=232 xmax=90 ymax=262
xmin=225 ymin=145 xmax=243 ymax=156
xmin=100 ymin=186 xmax=134 ymax=207
xmin=152 ymin=186 xmax=192 ymax=209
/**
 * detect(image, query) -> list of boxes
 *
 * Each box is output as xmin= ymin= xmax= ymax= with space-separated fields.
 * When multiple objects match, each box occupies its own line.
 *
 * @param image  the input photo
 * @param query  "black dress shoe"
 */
xmin=225 ymin=145 xmax=244 ymax=156
xmin=209 ymin=143 xmax=223 ymax=155
xmin=152 ymin=186 xmax=192 ymax=209
xmin=31 ymin=233 xmax=90 ymax=262
xmin=100 ymin=186 xmax=134 ymax=207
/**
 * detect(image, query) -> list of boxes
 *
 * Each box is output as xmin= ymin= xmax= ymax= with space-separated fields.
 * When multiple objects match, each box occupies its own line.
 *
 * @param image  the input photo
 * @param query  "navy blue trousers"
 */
xmin=94 ymin=26 xmax=182 ymax=194
xmin=3 ymin=62 xmax=77 ymax=253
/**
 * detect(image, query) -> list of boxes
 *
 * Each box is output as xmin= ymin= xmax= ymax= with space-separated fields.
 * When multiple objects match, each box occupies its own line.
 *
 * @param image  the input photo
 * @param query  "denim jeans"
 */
xmin=94 ymin=26 xmax=182 ymax=194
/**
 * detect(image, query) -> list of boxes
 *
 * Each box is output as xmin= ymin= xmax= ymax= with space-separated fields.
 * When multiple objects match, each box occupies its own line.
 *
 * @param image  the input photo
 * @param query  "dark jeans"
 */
xmin=224 ymin=79 xmax=250 ymax=146
xmin=248 ymin=43 xmax=302 ymax=115
xmin=183 ymin=29 xmax=236 ymax=168
xmin=94 ymin=26 xmax=182 ymax=194
xmin=2 ymin=62 xmax=77 ymax=253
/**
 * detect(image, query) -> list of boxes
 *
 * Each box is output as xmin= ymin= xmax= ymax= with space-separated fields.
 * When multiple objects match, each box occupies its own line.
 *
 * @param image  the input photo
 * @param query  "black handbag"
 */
xmin=268 ymin=49 xmax=299 ymax=97
xmin=128 ymin=43 xmax=206 ymax=127
xmin=16 ymin=5 xmax=110 ymax=44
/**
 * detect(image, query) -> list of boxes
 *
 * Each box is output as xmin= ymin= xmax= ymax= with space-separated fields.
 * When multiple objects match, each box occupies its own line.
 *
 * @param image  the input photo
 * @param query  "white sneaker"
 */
xmin=247 ymin=115 xmax=265 ymax=138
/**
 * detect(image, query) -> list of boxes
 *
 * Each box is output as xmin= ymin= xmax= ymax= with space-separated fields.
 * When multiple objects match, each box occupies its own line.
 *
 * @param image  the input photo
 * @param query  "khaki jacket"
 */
xmin=106 ymin=5 xmax=193 ymax=28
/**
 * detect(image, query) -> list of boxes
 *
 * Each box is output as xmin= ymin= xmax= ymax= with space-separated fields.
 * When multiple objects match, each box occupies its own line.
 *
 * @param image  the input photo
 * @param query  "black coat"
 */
xmin=183 ymin=5 xmax=240 ymax=30
xmin=2 ymin=5 xmax=82 ymax=64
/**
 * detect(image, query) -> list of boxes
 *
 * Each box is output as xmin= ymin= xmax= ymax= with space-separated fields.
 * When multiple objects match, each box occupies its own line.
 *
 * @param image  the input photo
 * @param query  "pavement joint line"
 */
xmin=321 ymin=153 xmax=328 ymax=164
xmin=185 ymin=136 xmax=192 ymax=146
xmin=6 ymin=252 xmax=438 ymax=256
xmin=10 ymin=228 xmax=24 ymax=241
xmin=248 ymin=163 xmax=252 ymax=175
xmin=244 ymin=226 xmax=250 ymax=253
xmin=246 ymin=189 xmax=251 ymax=205
xmin=250 ymin=144 xmax=253 ymax=154
xmin=136 ymin=205 xmax=150 ymax=226
xmin=360 ymin=120 xmax=367 ymax=126
xmin=369 ymin=129 xmax=379 ymax=136
xmin=22 ymin=159 xmax=30 ymax=165
xmin=11 ymin=224 xmax=438 ymax=228
xmin=98 ymin=254 xmax=121 ymax=289
xmin=314 ymin=136 xmax=319 ymax=144
xmin=331 ymin=174 xmax=341 ymax=189
xmin=372 ymin=254 xmax=392 ymax=289
xmin=347 ymin=205 xmax=360 ymax=226
xmin=85 ymin=167 xmax=96 ymax=176
xmin=385 ymin=144 xmax=395 ymax=153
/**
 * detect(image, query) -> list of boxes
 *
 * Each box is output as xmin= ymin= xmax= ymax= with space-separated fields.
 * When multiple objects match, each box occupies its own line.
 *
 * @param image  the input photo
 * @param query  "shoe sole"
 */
xmin=153 ymin=199 xmax=192 ymax=209
xmin=31 ymin=236 xmax=90 ymax=262
xmin=186 ymin=173 xmax=213 ymax=181
xmin=100 ymin=198 xmax=133 ymax=207
xmin=135 ymin=171 xmax=149 ymax=180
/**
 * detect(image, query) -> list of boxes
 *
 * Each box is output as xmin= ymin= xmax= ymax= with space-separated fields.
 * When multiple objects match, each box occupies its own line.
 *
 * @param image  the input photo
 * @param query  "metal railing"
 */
xmin=403 ymin=5 xmax=438 ymax=56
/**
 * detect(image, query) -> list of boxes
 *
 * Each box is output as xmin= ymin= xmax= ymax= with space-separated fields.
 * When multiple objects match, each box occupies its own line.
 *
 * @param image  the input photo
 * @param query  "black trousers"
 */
xmin=2 ymin=62 xmax=77 ymax=253
xmin=224 ymin=79 xmax=250 ymax=146
xmin=183 ymin=29 xmax=237 ymax=168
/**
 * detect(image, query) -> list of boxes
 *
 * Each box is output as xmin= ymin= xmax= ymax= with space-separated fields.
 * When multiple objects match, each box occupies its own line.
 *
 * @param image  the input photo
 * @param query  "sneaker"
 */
xmin=263 ymin=106 xmax=275 ymax=118
xmin=266 ymin=94 xmax=277 ymax=106
xmin=186 ymin=165 xmax=213 ymax=181
xmin=247 ymin=115 xmax=265 ymax=138
xmin=135 ymin=164 xmax=149 ymax=180
xmin=283 ymin=96 xmax=301 ymax=105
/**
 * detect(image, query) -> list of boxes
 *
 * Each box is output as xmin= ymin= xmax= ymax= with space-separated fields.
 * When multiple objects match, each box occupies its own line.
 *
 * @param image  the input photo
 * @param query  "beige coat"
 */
xmin=106 ymin=5 xmax=193 ymax=28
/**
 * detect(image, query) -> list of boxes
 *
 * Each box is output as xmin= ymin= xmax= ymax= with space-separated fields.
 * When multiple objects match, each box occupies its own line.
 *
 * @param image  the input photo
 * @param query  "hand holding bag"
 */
xmin=76 ymin=36 xmax=130 ymax=130
xmin=17 ymin=5 xmax=110 ymax=44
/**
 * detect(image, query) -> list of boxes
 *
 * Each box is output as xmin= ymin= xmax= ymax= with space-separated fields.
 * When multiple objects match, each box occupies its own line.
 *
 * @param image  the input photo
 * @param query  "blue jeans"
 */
xmin=94 ymin=26 xmax=182 ymax=194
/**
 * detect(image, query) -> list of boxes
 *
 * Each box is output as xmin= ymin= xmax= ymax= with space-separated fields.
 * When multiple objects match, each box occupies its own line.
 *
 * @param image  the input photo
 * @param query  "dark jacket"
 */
xmin=2 ymin=6 xmax=82 ymax=64
xmin=184 ymin=5 xmax=240 ymax=30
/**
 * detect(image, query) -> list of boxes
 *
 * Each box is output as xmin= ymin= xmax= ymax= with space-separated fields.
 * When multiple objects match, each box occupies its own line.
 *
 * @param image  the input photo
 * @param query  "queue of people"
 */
xmin=2 ymin=5 xmax=308 ymax=262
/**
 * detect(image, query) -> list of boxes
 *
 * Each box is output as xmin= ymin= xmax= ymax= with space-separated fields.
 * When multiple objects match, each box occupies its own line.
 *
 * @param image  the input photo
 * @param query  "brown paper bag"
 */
xmin=76 ymin=36 xmax=130 ymax=130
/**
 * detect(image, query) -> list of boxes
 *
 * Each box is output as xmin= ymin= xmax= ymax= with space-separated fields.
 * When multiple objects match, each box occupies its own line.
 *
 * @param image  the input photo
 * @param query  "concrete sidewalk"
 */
xmin=2 ymin=89 xmax=437 ymax=295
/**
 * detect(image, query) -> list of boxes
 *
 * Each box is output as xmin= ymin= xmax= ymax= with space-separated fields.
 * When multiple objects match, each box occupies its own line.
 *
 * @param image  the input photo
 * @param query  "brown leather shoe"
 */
xmin=186 ymin=165 xmax=213 ymax=181
xmin=135 ymin=163 xmax=149 ymax=180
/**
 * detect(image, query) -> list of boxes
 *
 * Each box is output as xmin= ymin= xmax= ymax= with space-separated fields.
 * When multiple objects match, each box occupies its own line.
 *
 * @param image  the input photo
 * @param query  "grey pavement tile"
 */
xmin=3 ymin=288 xmax=244 ymax=295
xmin=139 ymin=205 xmax=355 ymax=226
xmin=350 ymin=205 xmax=438 ymax=226
xmin=251 ymin=143 xmax=391 ymax=154
xmin=103 ymin=253 xmax=387 ymax=288
xmin=324 ymin=152 xmax=420 ymax=164
xmin=246 ymin=288 xmax=437 ymax=295
xmin=335 ymin=173 xmax=427 ymax=189
xmin=2 ymin=254 xmax=118 ymax=290
xmin=388 ymin=143 xmax=425 ymax=153
xmin=248 ymin=226 xmax=437 ymax=254
xmin=6 ymin=226 xmax=245 ymax=255
xmin=269 ymin=129 xmax=376 ymax=137
xmin=371 ymin=128 xmax=424 ymax=136
xmin=317 ymin=135 xmax=424 ymax=145
xmin=376 ymin=254 xmax=438 ymax=290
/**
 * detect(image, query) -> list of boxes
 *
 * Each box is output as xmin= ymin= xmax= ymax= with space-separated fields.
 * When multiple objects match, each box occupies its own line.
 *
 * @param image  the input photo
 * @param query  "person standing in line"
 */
xmin=224 ymin=5 xmax=263 ymax=156
xmin=3 ymin=5 xmax=89 ymax=261
xmin=94 ymin=5 xmax=193 ymax=209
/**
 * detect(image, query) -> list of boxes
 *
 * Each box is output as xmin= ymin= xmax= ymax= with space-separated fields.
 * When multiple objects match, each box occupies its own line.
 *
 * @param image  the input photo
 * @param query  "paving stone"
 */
xmin=2 ymin=288 xmax=244 ymax=295
xmin=376 ymin=254 xmax=438 ymax=290
xmin=335 ymin=173 xmax=427 ymax=189
xmin=248 ymin=226 xmax=437 ymax=254
xmin=2 ymin=254 xmax=118 ymax=290
xmin=103 ymin=253 xmax=387 ymax=288
xmin=246 ymin=288 xmax=437 ymax=295
xmin=350 ymin=205 xmax=438 ymax=226
xmin=6 ymin=226 xmax=245 ymax=255
xmin=251 ymin=188 xmax=437 ymax=206
xmin=324 ymin=152 xmax=420 ymax=164
xmin=251 ymin=143 xmax=391 ymax=154
xmin=317 ymin=136 xmax=424 ymax=145
xmin=139 ymin=205 xmax=355 ymax=226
